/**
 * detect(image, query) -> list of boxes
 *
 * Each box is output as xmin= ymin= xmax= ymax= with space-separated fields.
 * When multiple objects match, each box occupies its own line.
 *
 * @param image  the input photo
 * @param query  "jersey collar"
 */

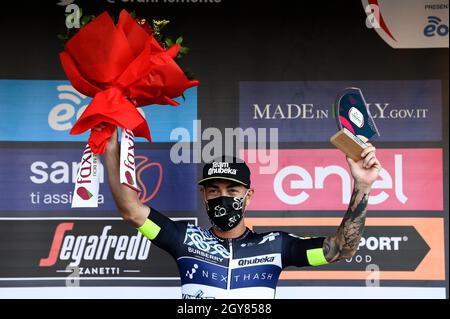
xmin=209 ymin=227 xmax=253 ymax=242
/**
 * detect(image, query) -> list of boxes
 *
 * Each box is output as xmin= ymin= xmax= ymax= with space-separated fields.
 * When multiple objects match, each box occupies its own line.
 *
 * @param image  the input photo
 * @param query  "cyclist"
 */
xmin=98 ymin=124 xmax=381 ymax=299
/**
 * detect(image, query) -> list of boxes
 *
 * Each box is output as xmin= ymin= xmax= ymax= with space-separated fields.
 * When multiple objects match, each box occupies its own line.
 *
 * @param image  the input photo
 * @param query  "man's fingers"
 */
xmin=363 ymin=152 xmax=375 ymax=167
xmin=361 ymin=145 xmax=376 ymax=158
xmin=365 ymin=157 xmax=377 ymax=169
xmin=92 ymin=122 xmax=107 ymax=132
xmin=346 ymin=156 xmax=356 ymax=165
xmin=369 ymin=157 xmax=382 ymax=171
xmin=108 ymin=126 xmax=119 ymax=143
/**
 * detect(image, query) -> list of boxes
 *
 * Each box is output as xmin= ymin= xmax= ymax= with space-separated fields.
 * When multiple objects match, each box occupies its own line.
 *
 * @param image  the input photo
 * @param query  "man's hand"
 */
xmin=93 ymin=123 xmax=118 ymax=154
xmin=97 ymin=123 xmax=148 ymax=228
xmin=346 ymin=143 xmax=381 ymax=188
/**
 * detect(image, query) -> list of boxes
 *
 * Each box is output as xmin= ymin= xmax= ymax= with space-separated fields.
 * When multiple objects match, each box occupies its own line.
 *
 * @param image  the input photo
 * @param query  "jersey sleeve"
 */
xmin=136 ymin=206 xmax=186 ymax=258
xmin=281 ymin=232 xmax=329 ymax=268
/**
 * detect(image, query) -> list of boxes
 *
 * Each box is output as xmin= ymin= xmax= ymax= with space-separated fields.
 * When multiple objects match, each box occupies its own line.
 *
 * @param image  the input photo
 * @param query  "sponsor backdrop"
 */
xmin=0 ymin=0 xmax=448 ymax=299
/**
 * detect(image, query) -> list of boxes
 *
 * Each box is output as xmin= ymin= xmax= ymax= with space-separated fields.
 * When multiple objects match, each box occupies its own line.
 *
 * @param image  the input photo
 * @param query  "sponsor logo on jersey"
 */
xmin=179 ymin=257 xmax=228 ymax=289
xmin=230 ymin=264 xmax=281 ymax=289
xmin=183 ymin=225 xmax=230 ymax=259
xmin=187 ymin=247 xmax=224 ymax=264
xmin=233 ymin=253 xmax=281 ymax=269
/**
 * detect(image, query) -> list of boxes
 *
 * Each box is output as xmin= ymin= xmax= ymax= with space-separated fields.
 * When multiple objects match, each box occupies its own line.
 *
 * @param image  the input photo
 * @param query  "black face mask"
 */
xmin=205 ymin=191 xmax=249 ymax=231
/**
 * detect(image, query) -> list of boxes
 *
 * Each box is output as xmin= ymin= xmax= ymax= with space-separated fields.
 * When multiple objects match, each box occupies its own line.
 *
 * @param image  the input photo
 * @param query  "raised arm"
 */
xmin=97 ymin=124 xmax=149 ymax=228
xmin=323 ymin=143 xmax=381 ymax=263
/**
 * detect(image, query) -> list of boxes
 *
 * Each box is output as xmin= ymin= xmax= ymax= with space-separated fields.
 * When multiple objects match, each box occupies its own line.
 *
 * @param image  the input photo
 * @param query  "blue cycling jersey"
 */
xmin=140 ymin=207 xmax=329 ymax=299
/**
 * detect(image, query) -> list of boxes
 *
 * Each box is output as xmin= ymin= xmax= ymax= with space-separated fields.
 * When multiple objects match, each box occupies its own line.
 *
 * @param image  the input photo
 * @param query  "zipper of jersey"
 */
xmin=227 ymin=238 xmax=233 ymax=290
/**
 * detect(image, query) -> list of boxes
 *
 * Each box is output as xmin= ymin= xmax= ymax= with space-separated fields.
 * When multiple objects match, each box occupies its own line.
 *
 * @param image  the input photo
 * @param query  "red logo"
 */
xmin=125 ymin=170 xmax=134 ymax=186
xmin=39 ymin=222 xmax=151 ymax=267
xmin=77 ymin=146 xmax=93 ymax=185
xmin=39 ymin=223 xmax=74 ymax=267
xmin=242 ymin=149 xmax=443 ymax=211
xmin=76 ymin=186 xmax=93 ymax=200
xmin=135 ymin=155 xmax=163 ymax=204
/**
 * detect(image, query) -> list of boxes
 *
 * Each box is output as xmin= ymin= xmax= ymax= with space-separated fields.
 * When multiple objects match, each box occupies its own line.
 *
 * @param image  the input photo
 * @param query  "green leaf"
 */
xmin=130 ymin=11 xmax=137 ymax=19
xmin=179 ymin=47 xmax=190 ymax=55
xmin=164 ymin=37 xmax=174 ymax=48
xmin=176 ymin=36 xmax=183 ymax=44
xmin=57 ymin=33 xmax=68 ymax=40
xmin=81 ymin=15 xmax=91 ymax=26
xmin=86 ymin=15 xmax=95 ymax=25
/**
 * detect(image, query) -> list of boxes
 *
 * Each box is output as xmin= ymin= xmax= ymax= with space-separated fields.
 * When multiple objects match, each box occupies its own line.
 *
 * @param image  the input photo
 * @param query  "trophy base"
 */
xmin=330 ymin=128 xmax=367 ymax=161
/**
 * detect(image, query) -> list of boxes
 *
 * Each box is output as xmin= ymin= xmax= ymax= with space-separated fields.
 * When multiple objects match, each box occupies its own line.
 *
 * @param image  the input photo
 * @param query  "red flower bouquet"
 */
xmin=60 ymin=10 xmax=199 ymax=207
xmin=60 ymin=9 xmax=199 ymax=154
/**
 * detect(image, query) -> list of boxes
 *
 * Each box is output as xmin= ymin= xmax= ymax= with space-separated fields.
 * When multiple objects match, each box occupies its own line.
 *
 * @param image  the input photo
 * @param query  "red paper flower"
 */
xmin=59 ymin=10 xmax=199 ymax=154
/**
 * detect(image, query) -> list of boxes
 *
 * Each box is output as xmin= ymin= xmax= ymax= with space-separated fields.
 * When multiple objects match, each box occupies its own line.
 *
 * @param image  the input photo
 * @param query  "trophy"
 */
xmin=330 ymin=87 xmax=380 ymax=161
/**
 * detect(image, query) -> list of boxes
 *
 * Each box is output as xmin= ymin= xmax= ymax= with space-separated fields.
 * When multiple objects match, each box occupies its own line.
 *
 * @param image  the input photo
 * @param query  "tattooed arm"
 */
xmin=323 ymin=184 xmax=370 ymax=262
xmin=323 ymin=143 xmax=381 ymax=263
